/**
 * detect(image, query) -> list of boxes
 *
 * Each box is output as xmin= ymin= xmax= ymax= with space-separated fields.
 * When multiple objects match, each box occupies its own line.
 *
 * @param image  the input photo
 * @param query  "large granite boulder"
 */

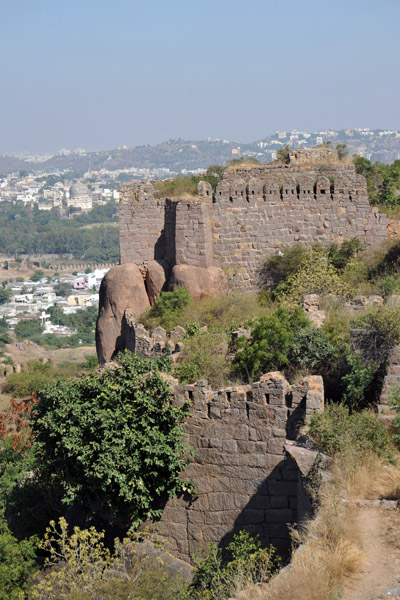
xmin=146 ymin=259 xmax=167 ymax=306
xmin=169 ymin=265 xmax=229 ymax=300
xmin=96 ymin=263 xmax=150 ymax=364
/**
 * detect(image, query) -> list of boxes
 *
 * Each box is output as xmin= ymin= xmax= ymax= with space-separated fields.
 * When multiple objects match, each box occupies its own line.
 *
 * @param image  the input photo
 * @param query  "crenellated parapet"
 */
xmin=154 ymin=372 xmax=324 ymax=561
xmin=118 ymin=160 xmax=390 ymax=290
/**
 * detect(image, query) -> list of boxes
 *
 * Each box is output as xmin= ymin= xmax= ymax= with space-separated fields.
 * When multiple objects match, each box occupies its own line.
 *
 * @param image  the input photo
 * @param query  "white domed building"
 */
xmin=68 ymin=182 xmax=92 ymax=213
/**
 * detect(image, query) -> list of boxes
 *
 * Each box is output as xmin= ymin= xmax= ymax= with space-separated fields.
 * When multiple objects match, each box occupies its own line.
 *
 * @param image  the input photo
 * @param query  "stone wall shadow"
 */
xmin=217 ymin=454 xmax=312 ymax=557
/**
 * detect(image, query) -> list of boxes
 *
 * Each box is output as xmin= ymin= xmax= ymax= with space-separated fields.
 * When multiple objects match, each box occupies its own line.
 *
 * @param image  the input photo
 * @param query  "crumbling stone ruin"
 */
xmin=155 ymin=372 xmax=324 ymax=561
xmin=118 ymin=151 xmax=389 ymax=292
xmin=97 ymin=150 xmax=391 ymax=362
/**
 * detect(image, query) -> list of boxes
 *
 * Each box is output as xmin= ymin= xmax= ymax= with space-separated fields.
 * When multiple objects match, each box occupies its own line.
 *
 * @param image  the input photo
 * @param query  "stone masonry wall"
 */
xmin=207 ymin=167 xmax=388 ymax=289
xmin=175 ymin=199 xmax=214 ymax=268
xmin=119 ymin=164 xmax=389 ymax=290
xmin=154 ymin=373 xmax=324 ymax=563
xmin=119 ymin=181 xmax=166 ymax=265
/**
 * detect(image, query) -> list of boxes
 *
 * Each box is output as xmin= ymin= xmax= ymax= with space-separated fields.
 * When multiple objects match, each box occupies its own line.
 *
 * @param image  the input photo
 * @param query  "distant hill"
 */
xmin=1 ymin=129 xmax=400 ymax=176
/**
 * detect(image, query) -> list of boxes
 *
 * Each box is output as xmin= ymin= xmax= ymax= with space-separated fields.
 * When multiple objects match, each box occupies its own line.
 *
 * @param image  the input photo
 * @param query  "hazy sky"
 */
xmin=1 ymin=0 xmax=399 ymax=152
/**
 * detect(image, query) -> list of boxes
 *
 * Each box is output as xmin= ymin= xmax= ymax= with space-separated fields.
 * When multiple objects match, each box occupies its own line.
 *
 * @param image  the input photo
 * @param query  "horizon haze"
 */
xmin=1 ymin=0 xmax=399 ymax=153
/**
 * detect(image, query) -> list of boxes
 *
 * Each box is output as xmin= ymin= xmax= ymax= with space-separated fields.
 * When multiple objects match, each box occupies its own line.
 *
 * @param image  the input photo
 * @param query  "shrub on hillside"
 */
xmin=276 ymin=252 xmax=352 ymax=305
xmin=0 ymin=518 xmax=37 ymax=600
xmin=14 ymin=319 xmax=43 ymax=343
xmin=352 ymin=306 xmax=400 ymax=350
xmin=141 ymin=287 xmax=192 ymax=332
xmin=308 ymin=403 xmax=395 ymax=462
xmin=30 ymin=518 xmax=185 ymax=600
xmin=189 ymin=531 xmax=279 ymax=600
xmin=174 ymin=330 xmax=231 ymax=388
xmin=327 ymin=238 xmax=361 ymax=271
xmin=31 ymin=351 xmax=191 ymax=525
xmin=233 ymin=307 xmax=310 ymax=381
xmin=262 ymin=244 xmax=311 ymax=289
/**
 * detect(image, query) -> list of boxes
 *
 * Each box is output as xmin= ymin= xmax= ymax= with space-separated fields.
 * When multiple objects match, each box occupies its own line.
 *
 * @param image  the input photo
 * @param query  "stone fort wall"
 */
xmin=119 ymin=163 xmax=389 ymax=289
xmin=154 ymin=372 xmax=324 ymax=562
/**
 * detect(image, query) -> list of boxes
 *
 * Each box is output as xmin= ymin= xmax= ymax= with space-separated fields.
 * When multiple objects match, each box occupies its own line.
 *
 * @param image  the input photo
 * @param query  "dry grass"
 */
xmin=224 ymin=161 xmax=265 ymax=175
xmin=237 ymin=449 xmax=399 ymax=600
xmin=236 ymin=480 xmax=366 ymax=600
xmin=332 ymin=452 xmax=400 ymax=501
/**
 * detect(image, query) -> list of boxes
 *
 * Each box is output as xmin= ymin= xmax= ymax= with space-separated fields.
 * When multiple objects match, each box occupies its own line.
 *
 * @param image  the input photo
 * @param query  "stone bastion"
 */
xmin=154 ymin=371 xmax=325 ymax=562
xmin=118 ymin=161 xmax=389 ymax=291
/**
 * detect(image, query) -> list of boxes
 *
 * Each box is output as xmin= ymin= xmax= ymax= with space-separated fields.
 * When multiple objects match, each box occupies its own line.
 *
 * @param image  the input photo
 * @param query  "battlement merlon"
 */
xmin=119 ymin=163 xmax=389 ymax=289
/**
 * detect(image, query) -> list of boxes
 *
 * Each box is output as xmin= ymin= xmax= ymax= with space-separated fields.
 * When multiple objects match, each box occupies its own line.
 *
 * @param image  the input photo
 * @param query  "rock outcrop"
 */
xmin=96 ymin=263 xmax=150 ymax=363
xmin=169 ymin=264 xmax=229 ymax=300
xmin=146 ymin=259 xmax=167 ymax=306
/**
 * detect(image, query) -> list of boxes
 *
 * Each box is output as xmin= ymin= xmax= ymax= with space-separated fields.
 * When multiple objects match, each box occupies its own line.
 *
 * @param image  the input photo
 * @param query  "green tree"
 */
xmin=54 ymin=282 xmax=72 ymax=297
xmin=146 ymin=287 xmax=192 ymax=332
xmin=32 ymin=352 xmax=192 ymax=524
xmin=14 ymin=319 xmax=43 ymax=342
xmin=0 ymin=287 xmax=11 ymax=305
xmin=277 ymin=252 xmax=352 ymax=305
xmin=336 ymin=143 xmax=348 ymax=160
xmin=0 ymin=518 xmax=37 ymax=600
xmin=233 ymin=307 xmax=309 ymax=381
xmin=263 ymin=243 xmax=311 ymax=289
xmin=276 ymin=145 xmax=291 ymax=164
xmin=30 ymin=269 xmax=45 ymax=282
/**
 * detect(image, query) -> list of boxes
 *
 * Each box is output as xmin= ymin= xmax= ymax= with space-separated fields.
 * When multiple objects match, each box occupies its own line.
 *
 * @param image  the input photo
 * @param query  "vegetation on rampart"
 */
xmin=2 ymin=153 xmax=400 ymax=597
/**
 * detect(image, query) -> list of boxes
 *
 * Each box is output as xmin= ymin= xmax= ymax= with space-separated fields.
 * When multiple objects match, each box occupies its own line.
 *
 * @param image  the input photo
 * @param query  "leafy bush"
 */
xmin=0 ymin=517 xmax=37 ymax=600
xmin=153 ymin=166 xmax=224 ymax=198
xmin=276 ymin=252 xmax=352 ymax=305
xmin=2 ymin=359 xmax=99 ymax=397
xmin=174 ymin=331 xmax=231 ymax=388
xmin=31 ymin=518 xmax=186 ymax=600
xmin=378 ymin=274 xmax=400 ymax=297
xmin=14 ymin=319 xmax=43 ymax=342
xmin=327 ymin=238 xmax=361 ymax=271
xmin=233 ymin=307 xmax=310 ymax=381
xmin=308 ymin=403 xmax=395 ymax=462
xmin=181 ymin=291 xmax=264 ymax=333
xmin=2 ymin=363 xmax=54 ymax=398
xmin=142 ymin=287 xmax=192 ymax=332
xmin=352 ymin=306 xmax=400 ymax=350
xmin=189 ymin=531 xmax=279 ymax=600
xmin=32 ymin=352 xmax=191 ymax=524
xmin=263 ymin=244 xmax=311 ymax=289
xmin=288 ymin=327 xmax=340 ymax=373
xmin=342 ymin=355 xmax=377 ymax=410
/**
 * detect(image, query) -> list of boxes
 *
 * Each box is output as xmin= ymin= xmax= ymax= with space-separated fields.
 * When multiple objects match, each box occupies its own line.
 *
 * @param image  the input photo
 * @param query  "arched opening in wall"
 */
xmin=313 ymin=182 xmax=317 ymax=200
xmin=229 ymin=196 xmax=233 ymax=202
xmin=279 ymin=186 xmax=283 ymax=201
xmin=349 ymin=193 xmax=353 ymax=201
xmin=264 ymin=393 xmax=270 ymax=405
xmin=296 ymin=183 xmax=300 ymax=199
xmin=329 ymin=178 xmax=335 ymax=198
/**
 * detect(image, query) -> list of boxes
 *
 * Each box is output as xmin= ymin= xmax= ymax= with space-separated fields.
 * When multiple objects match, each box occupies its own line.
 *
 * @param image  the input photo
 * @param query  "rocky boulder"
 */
xmin=145 ymin=259 xmax=167 ymax=306
xmin=169 ymin=265 xmax=229 ymax=300
xmin=96 ymin=263 xmax=150 ymax=364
